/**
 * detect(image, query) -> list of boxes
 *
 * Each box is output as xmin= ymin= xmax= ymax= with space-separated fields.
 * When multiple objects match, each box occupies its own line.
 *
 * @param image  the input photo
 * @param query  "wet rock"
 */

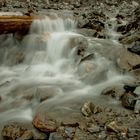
xmin=121 ymin=92 xmax=137 ymax=110
xmin=106 ymin=121 xmax=128 ymax=135
xmin=2 ymin=123 xmax=33 ymax=140
xmin=134 ymin=100 xmax=140 ymax=113
xmin=36 ymin=86 xmax=59 ymax=102
xmin=119 ymin=32 xmax=140 ymax=44
xmin=117 ymin=48 xmax=140 ymax=71
xmin=101 ymin=86 xmax=124 ymax=99
xmin=49 ymin=132 xmax=64 ymax=140
xmin=134 ymin=86 xmax=140 ymax=95
xmin=79 ymin=53 xmax=94 ymax=64
xmin=78 ymin=18 xmax=89 ymax=28
xmin=16 ymin=52 xmax=24 ymax=64
xmin=33 ymin=114 xmax=57 ymax=133
xmin=128 ymin=42 xmax=140 ymax=55
xmin=81 ymin=101 xmax=94 ymax=117
xmin=83 ymin=20 xmax=105 ymax=31
xmin=124 ymin=85 xmax=137 ymax=92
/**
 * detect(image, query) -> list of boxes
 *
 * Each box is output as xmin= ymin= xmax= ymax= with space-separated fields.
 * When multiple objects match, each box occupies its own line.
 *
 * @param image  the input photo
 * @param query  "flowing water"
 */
xmin=0 ymin=15 xmax=135 ymax=133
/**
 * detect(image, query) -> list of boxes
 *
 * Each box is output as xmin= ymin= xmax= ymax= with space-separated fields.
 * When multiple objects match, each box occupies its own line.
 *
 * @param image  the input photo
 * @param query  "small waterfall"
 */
xmin=0 ymin=15 xmax=135 ymax=129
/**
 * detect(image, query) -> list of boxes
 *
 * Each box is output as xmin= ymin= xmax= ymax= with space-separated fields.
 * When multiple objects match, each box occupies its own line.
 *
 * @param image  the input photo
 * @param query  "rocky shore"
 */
xmin=0 ymin=0 xmax=140 ymax=140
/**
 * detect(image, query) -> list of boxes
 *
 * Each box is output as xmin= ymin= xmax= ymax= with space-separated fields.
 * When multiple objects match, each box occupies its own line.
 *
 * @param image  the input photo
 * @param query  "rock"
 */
xmin=33 ymin=114 xmax=57 ymax=133
xmin=128 ymin=128 xmax=139 ymax=138
xmin=2 ymin=123 xmax=33 ymax=140
xmin=0 ymin=0 xmax=7 ymax=8
xmin=36 ymin=86 xmax=60 ymax=102
xmin=87 ymin=124 xmax=100 ymax=133
xmin=134 ymin=86 xmax=140 ymax=95
xmin=119 ymin=32 xmax=140 ymax=45
xmin=124 ymin=85 xmax=137 ymax=92
xmin=106 ymin=121 xmax=128 ymax=135
xmin=81 ymin=101 xmax=94 ymax=117
xmin=101 ymin=86 xmax=124 ymax=99
xmin=15 ymin=52 xmax=24 ymax=64
xmin=134 ymin=100 xmax=140 ymax=113
xmin=79 ymin=53 xmax=94 ymax=64
xmin=78 ymin=18 xmax=89 ymax=28
xmin=74 ymin=128 xmax=94 ymax=140
xmin=121 ymin=92 xmax=137 ymax=110
xmin=69 ymin=36 xmax=88 ymax=59
xmin=49 ymin=132 xmax=64 ymax=140
xmin=32 ymin=129 xmax=48 ymax=139
xmin=64 ymin=127 xmax=75 ymax=138
xmin=128 ymin=42 xmax=140 ymax=55
xmin=98 ymin=131 xmax=107 ymax=139
xmin=117 ymin=48 xmax=140 ymax=71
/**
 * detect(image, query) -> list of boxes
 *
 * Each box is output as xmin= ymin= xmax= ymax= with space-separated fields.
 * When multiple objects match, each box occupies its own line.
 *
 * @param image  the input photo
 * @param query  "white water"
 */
xmin=0 ymin=16 xmax=135 ymax=127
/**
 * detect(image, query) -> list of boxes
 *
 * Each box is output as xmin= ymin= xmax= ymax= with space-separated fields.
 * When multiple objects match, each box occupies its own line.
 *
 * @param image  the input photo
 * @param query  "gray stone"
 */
xmin=134 ymin=100 xmax=140 ymax=113
xmin=134 ymin=86 xmax=140 ymax=95
xmin=87 ymin=124 xmax=100 ymax=133
xmin=64 ymin=127 xmax=75 ymax=138
xmin=49 ymin=132 xmax=64 ymax=140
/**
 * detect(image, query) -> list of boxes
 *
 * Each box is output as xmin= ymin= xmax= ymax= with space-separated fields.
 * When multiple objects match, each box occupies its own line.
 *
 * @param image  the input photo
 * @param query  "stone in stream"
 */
xmin=123 ymin=85 xmax=137 ymax=93
xmin=2 ymin=123 xmax=33 ymax=140
xmin=128 ymin=42 xmax=140 ymax=55
xmin=134 ymin=100 xmax=140 ymax=114
xmin=134 ymin=86 xmax=140 ymax=96
xmin=117 ymin=48 xmax=140 ymax=71
xmin=33 ymin=105 xmax=83 ymax=133
xmin=120 ymin=92 xmax=137 ymax=110
xmin=79 ymin=53 xmax=94 ymax=64
xmin=33 ymin=113 xmax=57 ymax=133
xmin=101 ymin=86 xmax=125 ymax=100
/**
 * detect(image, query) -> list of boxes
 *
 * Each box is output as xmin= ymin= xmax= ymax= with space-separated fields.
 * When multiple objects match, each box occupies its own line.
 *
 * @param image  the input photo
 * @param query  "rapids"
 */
xmin=0 ymin=15 xmax=135 ymax=134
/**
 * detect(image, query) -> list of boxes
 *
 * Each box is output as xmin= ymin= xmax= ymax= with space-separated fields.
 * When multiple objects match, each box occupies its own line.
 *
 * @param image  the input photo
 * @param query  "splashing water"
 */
xmin=0 ymin=15 xmax=135 ymax=126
